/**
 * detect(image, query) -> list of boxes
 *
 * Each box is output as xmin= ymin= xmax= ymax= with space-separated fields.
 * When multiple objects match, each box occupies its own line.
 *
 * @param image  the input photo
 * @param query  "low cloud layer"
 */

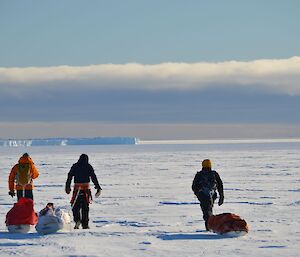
xmin=1 ymin=56 xmax=300 ymax=95
xmin=1 ymin=57 xmax=300 ymax=126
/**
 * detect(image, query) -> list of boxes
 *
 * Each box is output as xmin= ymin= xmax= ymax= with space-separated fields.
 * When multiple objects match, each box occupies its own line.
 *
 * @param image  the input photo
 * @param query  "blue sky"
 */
xmin=0 ymin=0 xmax=300 ymax=139
xmin=1 ymin=0 xmax=299 ymax=66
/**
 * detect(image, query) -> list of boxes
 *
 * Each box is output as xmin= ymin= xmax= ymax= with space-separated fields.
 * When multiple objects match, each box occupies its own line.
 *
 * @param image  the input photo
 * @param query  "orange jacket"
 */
xmin=8 ymin=156 xmax=39 ymax=191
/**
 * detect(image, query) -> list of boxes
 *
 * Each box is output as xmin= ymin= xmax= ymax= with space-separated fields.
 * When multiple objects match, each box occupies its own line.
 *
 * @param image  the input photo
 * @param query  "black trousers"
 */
xmin=17 ymin=190 xmax=33 ymax=201
xmin=72 ymin=192 xmax=90 ymax=227
xmin=197 ymin=192 xmax=216 ymax=229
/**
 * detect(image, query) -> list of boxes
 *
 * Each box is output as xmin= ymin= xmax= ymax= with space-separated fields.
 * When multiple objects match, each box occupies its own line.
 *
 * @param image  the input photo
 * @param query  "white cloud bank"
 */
xmin=1 ymin=56 xmax=300 ymax=94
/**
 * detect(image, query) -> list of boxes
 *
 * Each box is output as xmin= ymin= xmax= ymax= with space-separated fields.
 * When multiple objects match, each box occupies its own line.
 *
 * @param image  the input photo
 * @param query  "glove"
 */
xmin=218 ymin=195 xmax=224 ymax=206
xmin=65 ymin=187 xmax=71 ymax=194
xmin=8 ymin=191 xmax=15 ymax=197
xmin=95 ymin=188 xmax=102 ymax=198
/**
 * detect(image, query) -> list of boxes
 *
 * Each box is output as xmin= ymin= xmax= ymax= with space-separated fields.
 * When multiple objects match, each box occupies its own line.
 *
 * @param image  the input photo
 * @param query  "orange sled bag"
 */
xmin=6 ymin=197 xmax=38 ymax=233
xmin=208 ymin=213 xmax=248 ymax=235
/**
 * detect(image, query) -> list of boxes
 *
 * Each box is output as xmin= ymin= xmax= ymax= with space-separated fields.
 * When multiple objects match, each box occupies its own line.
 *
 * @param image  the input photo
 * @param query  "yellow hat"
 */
xmin=202 ymin=159 xmax=212 ymax=169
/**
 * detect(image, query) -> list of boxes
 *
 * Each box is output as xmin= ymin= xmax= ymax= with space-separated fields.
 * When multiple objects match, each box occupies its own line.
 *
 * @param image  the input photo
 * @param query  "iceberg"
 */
xmin=0 ymin=137 xmax=139 ymax=147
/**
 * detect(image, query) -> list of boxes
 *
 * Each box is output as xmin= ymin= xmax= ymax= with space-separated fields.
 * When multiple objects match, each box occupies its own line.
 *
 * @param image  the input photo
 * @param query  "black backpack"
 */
xmin=197 ymin=171 xmax=217 ymax=197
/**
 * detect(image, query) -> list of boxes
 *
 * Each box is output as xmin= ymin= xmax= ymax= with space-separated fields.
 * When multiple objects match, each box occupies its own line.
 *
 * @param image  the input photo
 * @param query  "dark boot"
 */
xmin=74 ymin=221 xmax=81 ymax=229
xmin=205 ymin=221 xmax=209 ymax=231
xmin=81 ymin=218 xmax=89 ymax=229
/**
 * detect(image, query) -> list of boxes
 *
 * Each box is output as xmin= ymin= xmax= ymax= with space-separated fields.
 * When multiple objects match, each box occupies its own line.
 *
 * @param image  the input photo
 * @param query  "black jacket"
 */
xmin=192 ymin=170 xmax=223 ymax=198
xmin=66 ymin=155 xmax=101 ymax=190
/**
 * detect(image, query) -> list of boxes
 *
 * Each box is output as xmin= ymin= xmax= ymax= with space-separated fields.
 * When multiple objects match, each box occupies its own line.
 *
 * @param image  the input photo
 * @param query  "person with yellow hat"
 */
xmin=192 ymin=159 xmax=224 ymax=231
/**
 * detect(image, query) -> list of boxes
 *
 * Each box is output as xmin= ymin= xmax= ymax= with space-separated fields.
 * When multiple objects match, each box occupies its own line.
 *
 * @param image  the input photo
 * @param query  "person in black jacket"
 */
xmin=65 ymin=154 xmax=102 ymax=229
xmin=192 ymin=159 xmax=224 ymax=231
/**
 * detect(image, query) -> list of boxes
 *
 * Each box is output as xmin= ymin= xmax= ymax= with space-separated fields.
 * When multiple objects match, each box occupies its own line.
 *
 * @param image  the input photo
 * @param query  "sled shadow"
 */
xmin=0 ymin=231 xmax=41 ymax=240
xmin=157 ymin=232 xmax=225 ymax=241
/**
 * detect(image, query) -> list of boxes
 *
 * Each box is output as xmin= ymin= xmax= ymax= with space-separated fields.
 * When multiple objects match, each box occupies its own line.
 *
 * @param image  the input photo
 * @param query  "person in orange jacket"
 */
xmin=8 ymin=153 xmax=39 ymax=200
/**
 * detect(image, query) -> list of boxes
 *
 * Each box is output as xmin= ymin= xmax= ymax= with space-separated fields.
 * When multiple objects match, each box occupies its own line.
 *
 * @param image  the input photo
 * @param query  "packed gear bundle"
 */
xmin=35 ymin=203 xmax=71 ymax=235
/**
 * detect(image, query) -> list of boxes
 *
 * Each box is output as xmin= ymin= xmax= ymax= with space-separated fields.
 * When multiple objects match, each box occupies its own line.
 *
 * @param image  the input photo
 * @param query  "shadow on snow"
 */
xmin=0 ymin=231 xmax=41 ymax=240
xmin=157 ymin=231 xmax=226 ymax=240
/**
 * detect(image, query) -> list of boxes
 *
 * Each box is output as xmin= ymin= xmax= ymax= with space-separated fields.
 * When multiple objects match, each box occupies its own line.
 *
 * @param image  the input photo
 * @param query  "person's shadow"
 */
xmin=0 ymin=231 xmax=41 ymax=241
xmin=0 ymin=231 xmax=42 ymax=248
xmin=157 ymin=230 xmax=228 ymax=240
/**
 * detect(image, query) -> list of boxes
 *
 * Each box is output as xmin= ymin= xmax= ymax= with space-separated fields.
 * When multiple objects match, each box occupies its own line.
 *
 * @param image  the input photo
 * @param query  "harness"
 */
xmin=70 ymin=183 xmax=92 ymax=209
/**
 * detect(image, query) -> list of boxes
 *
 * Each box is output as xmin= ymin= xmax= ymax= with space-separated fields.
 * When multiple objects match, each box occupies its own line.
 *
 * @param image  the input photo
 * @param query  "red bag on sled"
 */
xmin=6 ymin=197 xmax=38 ymax=226
xmin=208 ymin=213 xmax=248 ymax=235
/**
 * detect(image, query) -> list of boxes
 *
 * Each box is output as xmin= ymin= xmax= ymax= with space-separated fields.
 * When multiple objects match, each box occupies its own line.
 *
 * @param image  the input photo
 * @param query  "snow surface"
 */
xmin=0 ymin=141 xmax=300 ymax=257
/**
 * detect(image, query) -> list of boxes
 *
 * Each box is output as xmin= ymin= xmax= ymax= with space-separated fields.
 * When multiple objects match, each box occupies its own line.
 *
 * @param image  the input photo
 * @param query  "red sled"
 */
xmin=208 ymin=213 xmax=249 ymax=235
xmin=6 ymin=197 xmax=38 ymax=233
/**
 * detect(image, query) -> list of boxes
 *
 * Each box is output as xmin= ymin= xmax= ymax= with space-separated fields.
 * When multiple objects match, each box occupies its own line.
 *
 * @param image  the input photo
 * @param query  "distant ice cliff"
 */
xmin=0 ymin=137 xmax=139 ymax=147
